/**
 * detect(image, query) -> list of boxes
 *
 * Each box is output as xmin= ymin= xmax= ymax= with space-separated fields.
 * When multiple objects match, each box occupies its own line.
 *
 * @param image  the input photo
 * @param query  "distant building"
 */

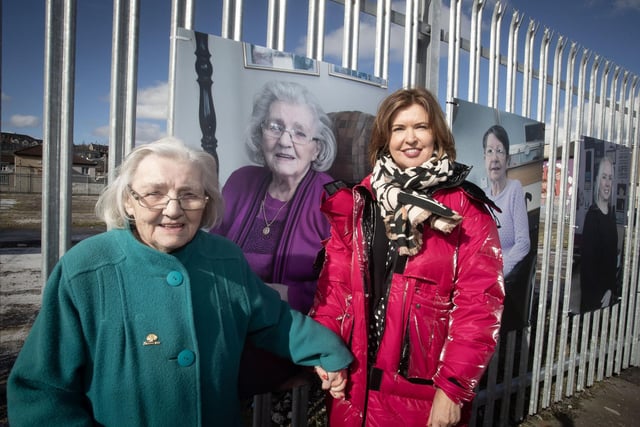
xmin=14 ymin=144 xmax=98 ymax=177
xmin=1 ymin=132 xmax=107 ymax=194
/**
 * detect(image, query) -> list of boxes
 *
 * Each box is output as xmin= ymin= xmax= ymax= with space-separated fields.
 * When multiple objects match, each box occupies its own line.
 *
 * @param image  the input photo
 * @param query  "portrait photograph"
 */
xmin=451 ymin=99 xmax=545 ymax=332
xmin=171 ymin=28 xmax=388 ymax=185
xmin=169 ymin=29 xmax=391 ymax=408
xmin=569 ymin=136 xmax=631 ymax=314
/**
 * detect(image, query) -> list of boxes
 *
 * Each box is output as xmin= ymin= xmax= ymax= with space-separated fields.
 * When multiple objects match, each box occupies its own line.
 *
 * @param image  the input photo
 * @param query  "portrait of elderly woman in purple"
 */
xmin=210 ymin=80 xmax=336 ymax=314
xmin=210 ymin=80 xmax=338 ymax=419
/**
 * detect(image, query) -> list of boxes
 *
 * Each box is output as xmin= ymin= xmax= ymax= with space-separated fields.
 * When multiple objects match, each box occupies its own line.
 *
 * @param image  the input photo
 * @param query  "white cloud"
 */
xmin=9 ymin=114 xmax=40 ymax=128
xmin=90 ymin=121 xmax=165 ymax=145
xmin=614 ymin=0 xmax=640 ymax=12
xmin=135 ymin=121 xmax=166 ymax=145
xmin=300 ymin=6 xmax=406 ymax=65
xmin=89 ymin=82 xmax=167 ymax=145
xmin=321 ymin=25 xmax=344 ymax=59
xmin=93 ymin=125 xmax=110 ymax=138
xmin=136 ymin=81 xmax=168 ymax=120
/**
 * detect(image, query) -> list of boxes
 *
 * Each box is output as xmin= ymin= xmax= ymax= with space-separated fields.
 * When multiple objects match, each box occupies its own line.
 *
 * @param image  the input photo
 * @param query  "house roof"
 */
xmin=14 ymin=144 xmax=98 ymax=166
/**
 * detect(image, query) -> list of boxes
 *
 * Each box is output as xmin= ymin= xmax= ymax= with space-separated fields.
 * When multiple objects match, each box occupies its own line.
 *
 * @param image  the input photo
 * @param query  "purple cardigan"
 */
xmin=211 ymin=165 xmax=333 ymax=313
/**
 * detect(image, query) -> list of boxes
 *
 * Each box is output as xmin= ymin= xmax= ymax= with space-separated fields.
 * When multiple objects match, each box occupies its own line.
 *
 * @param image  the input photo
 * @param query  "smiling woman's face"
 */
xmin=388 ymin=103 xmax=435 ymax=170
xmin=124 ymin=154 xmax=205 ymax=253
xmin=261 ymin=101 xmax=320 ymax=182
xmin=597 ymin=159 xmax=614 ymax=204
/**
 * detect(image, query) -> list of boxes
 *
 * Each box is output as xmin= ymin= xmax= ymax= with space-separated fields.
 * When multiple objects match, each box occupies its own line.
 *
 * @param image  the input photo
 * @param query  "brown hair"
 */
xmin=369 ymin=87 xmax=456 ymax=166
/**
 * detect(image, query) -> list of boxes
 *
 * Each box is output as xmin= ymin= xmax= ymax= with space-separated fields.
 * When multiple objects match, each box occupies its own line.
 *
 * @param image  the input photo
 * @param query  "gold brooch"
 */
xmin=143 ymin=333 xmax=161 ymax=346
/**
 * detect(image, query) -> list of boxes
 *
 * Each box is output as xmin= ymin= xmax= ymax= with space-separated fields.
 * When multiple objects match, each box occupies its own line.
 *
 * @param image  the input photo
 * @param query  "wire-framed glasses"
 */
xmin=127 ymin=186 xmax=209 ymax=211
xmin=261 ymin=120 xmax=318 ymax=145
xmin=484 ymin=147 xmax=507 ymax=158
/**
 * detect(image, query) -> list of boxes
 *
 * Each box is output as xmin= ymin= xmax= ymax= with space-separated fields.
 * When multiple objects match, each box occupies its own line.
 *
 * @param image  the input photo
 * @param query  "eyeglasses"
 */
xmin=261 ymin=120 xmax=318 ymax=145
xmin=485 ymin=147 xmax=507 ymax=158
xmin=128 ymin=186 xmax=209 ymax=211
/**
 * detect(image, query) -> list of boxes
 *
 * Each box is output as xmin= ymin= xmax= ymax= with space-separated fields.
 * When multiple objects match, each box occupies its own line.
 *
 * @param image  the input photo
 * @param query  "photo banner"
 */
xmin=569 ymin=136 xmax=631 ymax=314
xmin=451 ymin=99 xmax=545 ymax=333
xmin=171 ymin=28 xmax=389 ymax=186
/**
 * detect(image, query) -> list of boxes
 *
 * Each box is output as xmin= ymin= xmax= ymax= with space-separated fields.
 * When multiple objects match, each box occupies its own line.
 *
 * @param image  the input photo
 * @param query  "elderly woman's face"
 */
xmin=124 ymin=154 xmax=205 ymax=253
xmin=484 ymin=133 xmax=508 ymax=183
xmin=261 ymin=100 xmax=320 ymax=181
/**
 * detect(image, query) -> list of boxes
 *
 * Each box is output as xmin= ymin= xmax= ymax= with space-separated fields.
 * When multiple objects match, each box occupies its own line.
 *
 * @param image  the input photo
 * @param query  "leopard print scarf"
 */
xmin=370 ymin=154 xmax=463 ymax=256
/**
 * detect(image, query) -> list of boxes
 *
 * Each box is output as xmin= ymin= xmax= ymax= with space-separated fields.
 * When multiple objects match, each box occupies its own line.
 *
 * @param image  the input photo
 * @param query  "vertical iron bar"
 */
xmin=373 ymin=0 xmax=390 ymax=80
xmin=487 ymin=1 xmax=504 ymax=109
xmin=528 ymin=26 xmax=553 ymax=416
xmin=505 ymin=10 xmax=521 ymax=113
xmin=306 ymin=0 xmax=326 ymax=60
xmin=628 ymin=87 xmax=640 ymax=366
xmin=402 ymin=0 xmax=419 ymax=88
xmin=566 ymin=49 xmax=590 ymax=397
xmin=541 ymin=36 xmax=566 ymax=409
xmin=467 ymin=0 xmax=484 ymax=103
xmin=623 ymin=77 xmax=640 ymax=368
xmin=445 ymin=0 xmax=461 ymax=121
xmin=124 ymin=0 xmax=139 ymax=158
xmin=108 ymin=0 xmax=139 ymax=178
xmin=535 ymin=29 xmax=552 ymax=123
xmin=266 ymin=0 xmax=287 ymax=51
xmin=167 ymin=0 xmax=195 ymax=136
xmin=610 ymin=73 xmax=629 ymax=377
xmin=553 ymin=42 xmax=577 ymax=403
xmin=58 ymin=0 xmax=76 ymax=257
xmin=221 ymin=0 xmax=242 ymax=41
xmin=42 ymin=0 xmax=70 ymax=280
xmin=521 ymin=20 xmax=537 ymax=117
xmin=596 ymin=61 xmax=611 ymax=140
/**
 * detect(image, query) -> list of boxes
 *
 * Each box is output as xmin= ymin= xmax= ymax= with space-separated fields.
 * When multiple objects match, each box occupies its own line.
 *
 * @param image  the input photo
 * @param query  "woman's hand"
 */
xmin=427 ymin=388 xmax=461 ymax=427
xmin=314 ymin=366 xmax=348 ymax=399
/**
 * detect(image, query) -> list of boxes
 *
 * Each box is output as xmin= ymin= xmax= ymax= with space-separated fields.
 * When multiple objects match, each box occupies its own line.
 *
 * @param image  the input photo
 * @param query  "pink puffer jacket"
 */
xmin=310 ymin=176 xmax=504 ymax=427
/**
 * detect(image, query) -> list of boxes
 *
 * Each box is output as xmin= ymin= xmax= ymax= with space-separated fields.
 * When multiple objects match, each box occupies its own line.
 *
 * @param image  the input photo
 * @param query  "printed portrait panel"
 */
xmin=569 ymin=137 xmax=631 ymax=314
xmin=171 ymin=28 xmax=389 ymax=308
xmin=451 ymin=99 xmax=544 ymax=333
xmin=171 ymin=28 xmax=388 ymax=186
xmin=171 ymin=28 xmax=389 ymax=398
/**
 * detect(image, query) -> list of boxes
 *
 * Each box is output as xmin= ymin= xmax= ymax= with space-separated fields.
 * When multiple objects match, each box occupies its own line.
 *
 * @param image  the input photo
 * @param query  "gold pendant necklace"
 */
xmin=261 ymin=193 xmax=289 ymax=236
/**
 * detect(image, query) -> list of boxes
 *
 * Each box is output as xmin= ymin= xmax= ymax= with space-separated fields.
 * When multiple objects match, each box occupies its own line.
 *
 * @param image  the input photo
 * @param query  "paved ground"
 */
xmin=519 ymin=366 xmax=640 ymax=426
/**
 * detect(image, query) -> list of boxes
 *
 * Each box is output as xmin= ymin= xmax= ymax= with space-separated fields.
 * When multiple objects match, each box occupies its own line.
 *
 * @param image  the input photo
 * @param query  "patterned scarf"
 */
xmin=371 ymin=154 xmax=463 ymax=256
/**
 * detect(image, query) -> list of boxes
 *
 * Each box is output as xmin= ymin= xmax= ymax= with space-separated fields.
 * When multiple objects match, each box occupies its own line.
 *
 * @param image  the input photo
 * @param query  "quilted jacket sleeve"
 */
xmin=432 ymin=192 xmax=505 ymax=404
xmin=309 ymin=188 xmax=357 ymax=344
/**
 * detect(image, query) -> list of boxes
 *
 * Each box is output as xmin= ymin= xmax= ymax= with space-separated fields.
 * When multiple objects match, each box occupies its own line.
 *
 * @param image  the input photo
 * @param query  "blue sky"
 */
xmin=3 ymin=0 xmax=640 ymax=145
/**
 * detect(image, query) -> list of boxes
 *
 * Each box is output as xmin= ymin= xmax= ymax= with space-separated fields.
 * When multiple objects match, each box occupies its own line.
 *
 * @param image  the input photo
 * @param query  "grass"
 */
xmin=0 ymin=192 xmax=104 ymax=230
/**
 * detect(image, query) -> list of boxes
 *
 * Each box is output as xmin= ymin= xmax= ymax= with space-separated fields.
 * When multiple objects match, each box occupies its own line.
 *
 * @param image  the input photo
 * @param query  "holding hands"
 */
xmin=315 ymin=366 xmax=348 ymax=399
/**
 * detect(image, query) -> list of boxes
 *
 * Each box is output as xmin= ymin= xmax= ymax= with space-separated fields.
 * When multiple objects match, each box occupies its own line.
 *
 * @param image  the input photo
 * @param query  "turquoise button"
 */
xmin=177 ymin=349 xmax=195 ymax=367
xmin=166 ymin=271 xmax=183 ymax=286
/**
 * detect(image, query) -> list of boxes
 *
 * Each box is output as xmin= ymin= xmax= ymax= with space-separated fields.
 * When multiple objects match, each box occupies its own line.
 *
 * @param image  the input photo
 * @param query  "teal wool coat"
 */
xmin=8 ymin=229 xmax=353 ymax=426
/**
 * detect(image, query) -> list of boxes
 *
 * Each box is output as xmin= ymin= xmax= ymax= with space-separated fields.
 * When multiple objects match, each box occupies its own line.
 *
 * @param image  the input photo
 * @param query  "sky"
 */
xmin=2 ymin=0 xmax=640 ymax=146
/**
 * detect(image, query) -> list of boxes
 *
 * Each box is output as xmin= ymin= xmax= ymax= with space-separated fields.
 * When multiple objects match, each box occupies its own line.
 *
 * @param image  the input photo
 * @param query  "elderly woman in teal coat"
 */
xmin=7 ymin=137 xmax=352 ymax=427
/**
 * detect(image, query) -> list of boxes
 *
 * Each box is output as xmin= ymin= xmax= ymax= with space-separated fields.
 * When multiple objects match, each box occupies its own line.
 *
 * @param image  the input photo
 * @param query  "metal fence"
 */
xmin=0 ymin=173 xmax=105 ymax=195
xmin=41 ymin=0 xmax=639 ymax=425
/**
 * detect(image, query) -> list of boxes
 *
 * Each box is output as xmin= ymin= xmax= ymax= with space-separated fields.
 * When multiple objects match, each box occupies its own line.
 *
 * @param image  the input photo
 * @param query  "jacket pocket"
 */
xmin=403 ymin=277 xmax=452 ymax=380
xmin=370 ymin=366 xmax=436 ymax=401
